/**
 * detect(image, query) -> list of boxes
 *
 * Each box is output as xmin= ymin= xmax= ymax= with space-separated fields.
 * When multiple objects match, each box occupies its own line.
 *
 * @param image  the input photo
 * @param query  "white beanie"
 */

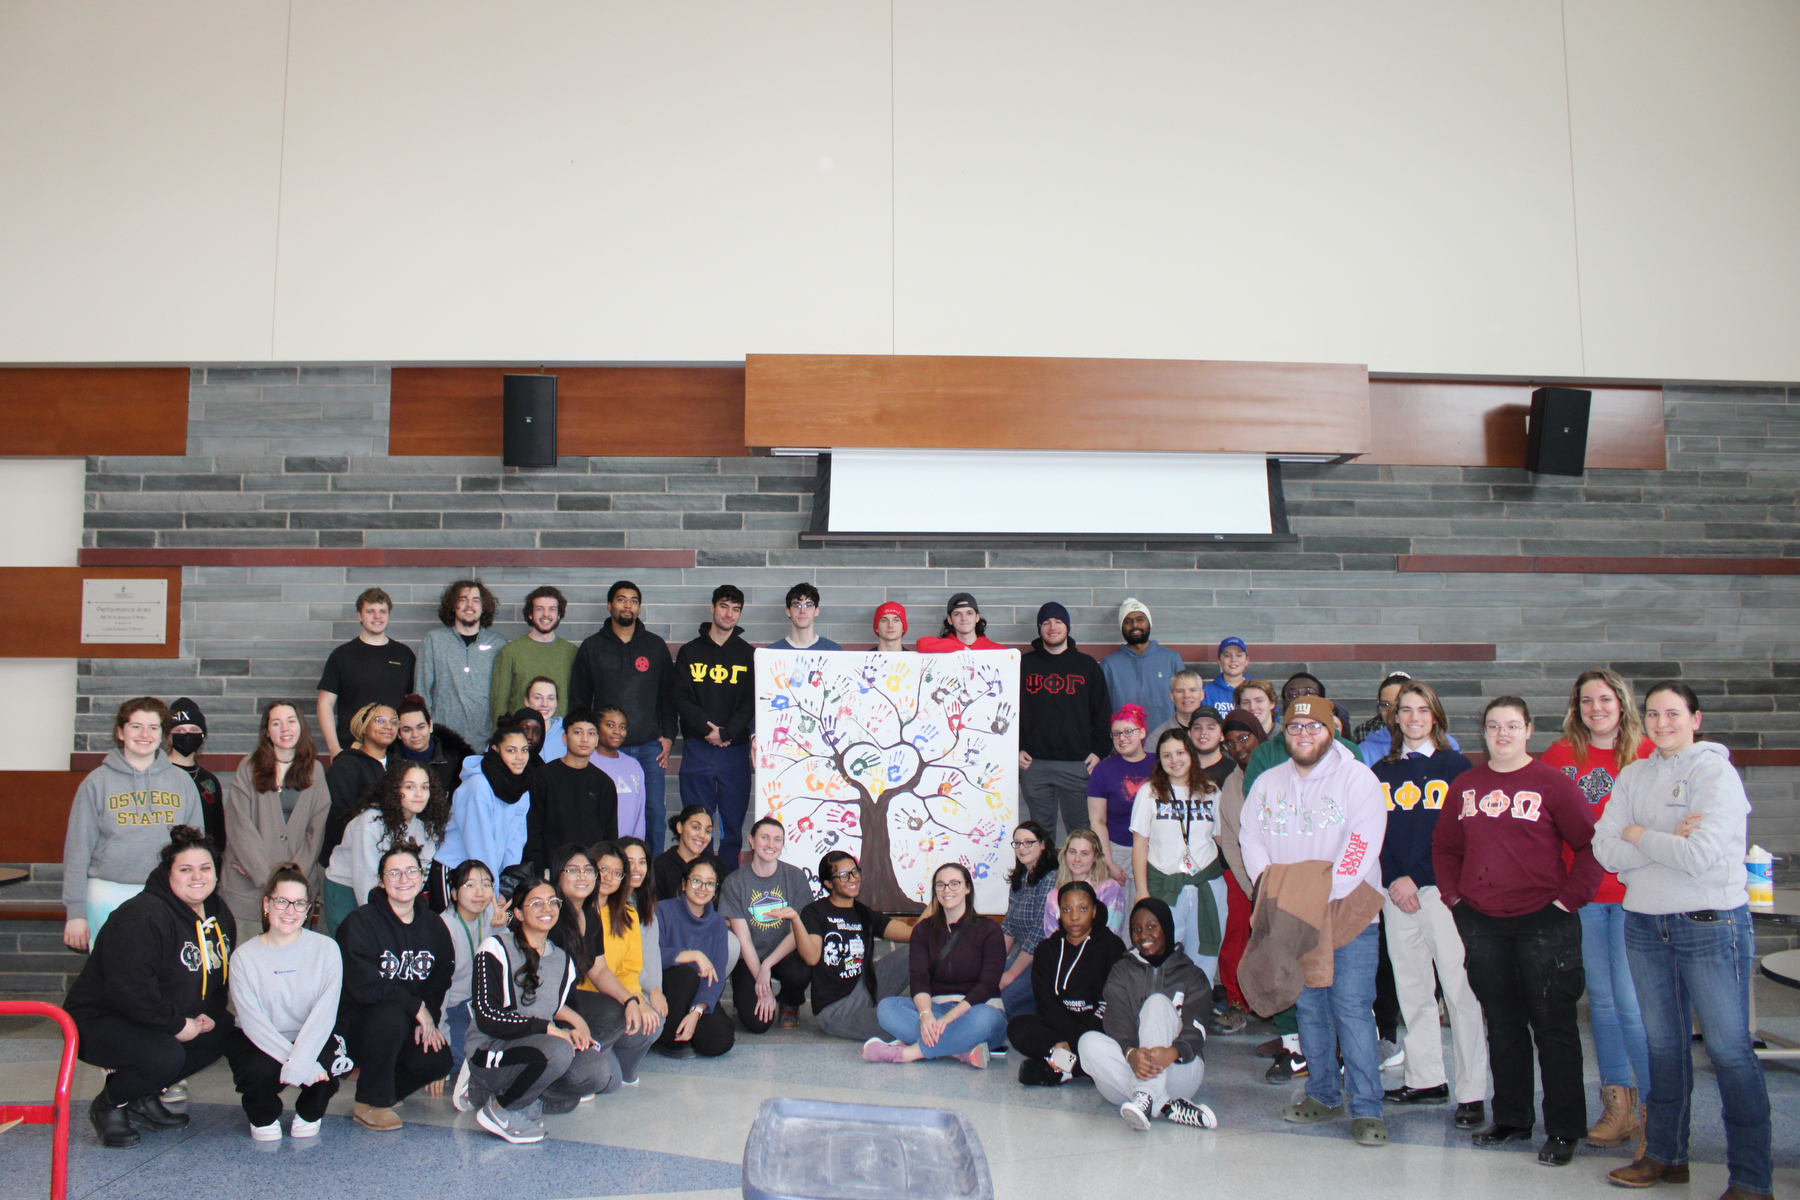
xmin=1118 ymin=598 xmax=1151 ymax=627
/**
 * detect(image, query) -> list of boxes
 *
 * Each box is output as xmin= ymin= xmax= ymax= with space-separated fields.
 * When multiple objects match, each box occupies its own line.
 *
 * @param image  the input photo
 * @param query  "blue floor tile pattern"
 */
xmin=0 ymin=1102 xmax=741 ymax=1200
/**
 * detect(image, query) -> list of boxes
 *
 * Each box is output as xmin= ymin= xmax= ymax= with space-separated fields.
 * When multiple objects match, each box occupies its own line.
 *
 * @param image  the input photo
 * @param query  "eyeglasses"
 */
xmin=1485 ymin=722 xmax=1528 ymax=735
xmin=383 ymin=867 xmax=424 ymax=882
xmin=934 ymin=880 xmax=967 ymax=892
xmin=830 ymin=868 xmax=862 ymax=882
xmin=1110 ymin=729 xmax=1141 ymax=740
xmin=789 ymin=600 xmax=817 ymax=611
xmin=686 ymin=879 xmax=718 ymax=893
xmin=596 ymin=869 xmax=624 ymax=883
xmin=267 ymin=897 xmax=315 ymax=913
xmin=522 ymin=897 xmax=563 ymax=913
xmin=1286 ymin=721 xmax=1326 ymax=736
xmin=369 ymin=716 xmax=397 ymax=727
xmin=1010 ymin=838 xmax=1039 ymax=849
xmin=561 ymin=865 xmax=597 ymax=878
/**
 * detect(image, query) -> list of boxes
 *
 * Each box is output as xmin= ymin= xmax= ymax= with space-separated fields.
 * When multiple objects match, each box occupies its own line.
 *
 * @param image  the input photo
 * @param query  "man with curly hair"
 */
xmin=418 ymin=579 xmax=505 ymax=742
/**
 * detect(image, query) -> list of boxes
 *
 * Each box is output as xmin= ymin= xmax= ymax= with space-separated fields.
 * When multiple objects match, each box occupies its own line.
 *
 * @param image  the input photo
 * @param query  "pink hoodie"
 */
xmin=1239 ymin=740 xmax=1388 ymax=914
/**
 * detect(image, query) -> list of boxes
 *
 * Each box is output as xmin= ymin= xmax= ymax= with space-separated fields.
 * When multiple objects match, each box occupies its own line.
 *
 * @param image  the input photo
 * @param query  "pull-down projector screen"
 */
xmin=825 ymin=448 xmax=1275 ymax=536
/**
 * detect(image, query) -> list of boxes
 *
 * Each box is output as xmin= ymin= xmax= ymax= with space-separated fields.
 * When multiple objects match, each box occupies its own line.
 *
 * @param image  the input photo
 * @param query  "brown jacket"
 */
xmin=1213 ymin=766 xmax=1253 ymax=896
xmin=220 ymin=758 xmax=331 ymax=926
xmin=1236 ymin=859 xmax=1384 ymax=1017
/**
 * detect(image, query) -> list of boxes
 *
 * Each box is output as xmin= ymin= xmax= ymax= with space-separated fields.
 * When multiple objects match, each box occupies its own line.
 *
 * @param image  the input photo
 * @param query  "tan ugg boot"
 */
xmin=1586 ymin=1085 xmax=1640 ymax=1147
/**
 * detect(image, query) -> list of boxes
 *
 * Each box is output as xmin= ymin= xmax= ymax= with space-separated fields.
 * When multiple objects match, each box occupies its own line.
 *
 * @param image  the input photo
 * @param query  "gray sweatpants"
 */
xmin=467 ymin=1032 xmax=616 ymax=1110
xmin=815 ymin=952 xmax=911 ymax=1042
xmin=1020 ymin=758 xmax=1093 ymax=842
xmin=1078 ymin=995 xmax=1206 ymax=1111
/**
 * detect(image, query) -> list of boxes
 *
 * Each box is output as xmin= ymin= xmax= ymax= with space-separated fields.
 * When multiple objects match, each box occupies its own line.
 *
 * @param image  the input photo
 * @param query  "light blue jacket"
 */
xmin=438 ymin=756 xmax=531 ymax=877
xmin=1100 ymin=641 xmax=1186 ymax=730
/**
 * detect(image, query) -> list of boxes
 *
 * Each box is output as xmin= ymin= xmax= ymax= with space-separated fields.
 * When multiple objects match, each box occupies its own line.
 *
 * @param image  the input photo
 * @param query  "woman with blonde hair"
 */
xmin=1233 ymin=679 xmax=1279 ymax=735
xmin=222 ymin=701 xmax=331 ymax=929
xmin=1043 ymin=828 xmax=1127 ymax=938
xmin=1542 ymin=668 xmax=1654 ymax=1151
xmin=319 ymin=701 xmax=397 ymax=931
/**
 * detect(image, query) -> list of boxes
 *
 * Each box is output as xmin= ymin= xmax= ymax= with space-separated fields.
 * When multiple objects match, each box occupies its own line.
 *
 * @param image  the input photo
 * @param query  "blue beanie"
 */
xmin=1036 ymin=601 xmax=1072 ymax=628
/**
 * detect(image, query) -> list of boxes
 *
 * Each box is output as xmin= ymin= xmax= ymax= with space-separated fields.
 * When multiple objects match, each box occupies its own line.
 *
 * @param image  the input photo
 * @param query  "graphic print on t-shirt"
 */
xmin=746 ymin=884 xmax=791 ymax=931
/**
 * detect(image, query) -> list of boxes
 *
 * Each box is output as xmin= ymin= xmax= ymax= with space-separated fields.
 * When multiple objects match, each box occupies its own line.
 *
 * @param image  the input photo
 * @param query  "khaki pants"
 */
xmin=1384 ymin=886 xmax=1489 ymax=1103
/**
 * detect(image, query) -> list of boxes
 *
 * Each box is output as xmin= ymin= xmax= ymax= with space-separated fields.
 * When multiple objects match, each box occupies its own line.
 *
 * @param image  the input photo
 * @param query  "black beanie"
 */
xmin=167 ymin=697 xmax=207 ymax=736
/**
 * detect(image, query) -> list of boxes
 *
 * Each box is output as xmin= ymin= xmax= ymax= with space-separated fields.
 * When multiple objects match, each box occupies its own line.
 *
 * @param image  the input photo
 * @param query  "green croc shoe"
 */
xmin=1282 ymin=1096 xmax=1346 ymax=1124
xmin=1352 ymin=1117 xmax=1390 ymax=1146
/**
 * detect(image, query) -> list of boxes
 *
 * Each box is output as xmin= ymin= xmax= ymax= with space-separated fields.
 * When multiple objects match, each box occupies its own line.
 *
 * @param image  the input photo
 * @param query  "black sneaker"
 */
xmin=1018 ymin=1058 xmax=1064 ymax=1087
xmin=89 ymin=1094 xmax=139 ymax=1149
xmin=1162 ymin=1098 xmax=1219 ymax=1128
xmin=1264 ymin=1048 xmax=1308 ymax=1084
xmin=125 ymin=1093 xmax=190 ymax=1131
xmin=655 ymin=1042 xmax=698 ymax=1059
xmin=539 ymin=1093 xmax=580 ymax=1116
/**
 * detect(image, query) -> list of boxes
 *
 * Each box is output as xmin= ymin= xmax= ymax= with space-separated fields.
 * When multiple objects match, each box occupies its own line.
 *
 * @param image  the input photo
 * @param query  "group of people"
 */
xmin=52 ymin=578 xmax=1775 ymax=1200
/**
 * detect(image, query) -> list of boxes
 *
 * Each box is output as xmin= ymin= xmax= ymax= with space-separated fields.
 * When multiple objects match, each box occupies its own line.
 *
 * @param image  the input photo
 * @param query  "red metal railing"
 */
xmin=0 ymin=1001 xmax=78 ymax=1200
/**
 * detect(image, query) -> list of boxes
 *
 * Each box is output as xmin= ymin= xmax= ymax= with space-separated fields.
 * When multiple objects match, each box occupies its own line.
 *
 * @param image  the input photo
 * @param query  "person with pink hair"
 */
xmin=1085 ymin=705 xmax=1155 ymax=884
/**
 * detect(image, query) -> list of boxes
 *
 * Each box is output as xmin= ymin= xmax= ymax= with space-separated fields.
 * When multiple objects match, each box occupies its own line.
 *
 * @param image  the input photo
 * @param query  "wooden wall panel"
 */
xmin=0 ymin=368 xmax=189 ymax=456
xmin=745 ymin=355 xmax=1372 ymax=455
xmin=0 ymin=568 xmax=181 ymax=658
xmin=0 ymin=772 xmax=82 ymax=864
xmin=1365 ymin=381 xmax=1664 ymax=468
xmin=389 ymin=367 xmax=748 ymax=457
xmin=80 ymin=549 xmax=694 ymax=569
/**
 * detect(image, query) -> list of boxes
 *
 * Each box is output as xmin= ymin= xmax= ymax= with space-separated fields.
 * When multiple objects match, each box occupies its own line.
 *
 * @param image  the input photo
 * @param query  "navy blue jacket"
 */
xmin=1371 ymin=746 xmax=1473 ymax=888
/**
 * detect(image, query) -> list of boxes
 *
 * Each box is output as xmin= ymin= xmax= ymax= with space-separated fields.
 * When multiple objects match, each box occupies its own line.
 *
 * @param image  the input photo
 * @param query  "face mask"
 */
xmin=170 ymin=732 xmax=204 ymax=756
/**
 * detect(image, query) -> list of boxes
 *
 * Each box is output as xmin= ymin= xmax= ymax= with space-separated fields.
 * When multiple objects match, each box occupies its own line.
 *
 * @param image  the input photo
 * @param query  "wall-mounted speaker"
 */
xmin=503 ymin=374 xmax=557 ymax=467
xmin=1526 ymin=386 xmax=1591 ymax=477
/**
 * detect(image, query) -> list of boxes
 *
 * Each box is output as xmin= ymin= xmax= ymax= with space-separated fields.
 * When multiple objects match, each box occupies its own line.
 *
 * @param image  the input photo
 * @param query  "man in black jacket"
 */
xmin=569 ymin=580 xmax=677 ymax=858
xmin=1018 ymin=602 xmax=1113 ymax=841
xmin=674 ymin=585 xmax=757 ymax=868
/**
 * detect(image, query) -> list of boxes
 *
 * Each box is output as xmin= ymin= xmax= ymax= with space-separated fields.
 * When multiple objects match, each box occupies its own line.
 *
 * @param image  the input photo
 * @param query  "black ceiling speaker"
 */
xmin=503 ymin=374 xmax=558 ymax=468
xmin=1526 ymin=386 xmax=1591 ymax=477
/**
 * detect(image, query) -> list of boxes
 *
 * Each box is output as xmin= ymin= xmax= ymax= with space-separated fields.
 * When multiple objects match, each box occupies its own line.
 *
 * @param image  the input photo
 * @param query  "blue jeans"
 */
xmin=1581 ymin=901 xmax=1651 ymax=1091
xmin=679 ymin=740 xmax=752 ymax=871
xmin=876 ymin=998 xmax=1008 ymax=1059
xmin=1000 ymin=947 xmax=1036 ymax=1020
xmin=622 ymin=740 xmax=667 ymax=860
xmin=1625 ymin=906 xmax=1771 ymax=1195
xmin=1294 ymin=922 xmax=1382 ymax=1117
xmin=444 ymin=1000 xmax=471 ymax=1077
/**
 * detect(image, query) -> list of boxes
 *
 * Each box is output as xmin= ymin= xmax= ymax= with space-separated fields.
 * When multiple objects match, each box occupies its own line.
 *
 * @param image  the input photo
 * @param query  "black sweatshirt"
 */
xmin=1029 ymin=926 xmax=1127 ymax=1045
xmin=522 ymin=758 xmax=619 ymax=873
xmin=64 ymin=865 xmax=236 ymax=1035
xmin=673 ymin=624 xmax=756 ymax=744
xmin=1019 ymin=638 xmax=1114 ymax=762
xmin=569 ymin=623 xmax=677 ymax=747
xmin=334 ymin=888 xmax=455 ymax=1020
xmin=319 ymin=749 xmax=387 ymax=866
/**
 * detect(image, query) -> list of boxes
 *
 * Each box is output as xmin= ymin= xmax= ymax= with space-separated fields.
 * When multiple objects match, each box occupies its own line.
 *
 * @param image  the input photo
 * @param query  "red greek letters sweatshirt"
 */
xmin=1432 ymin=759 xmax=1601 ymax=918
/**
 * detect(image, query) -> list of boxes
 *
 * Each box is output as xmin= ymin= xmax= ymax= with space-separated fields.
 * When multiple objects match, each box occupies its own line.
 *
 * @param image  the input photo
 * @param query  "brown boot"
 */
xmin=1632 ymin=1102 xmax=1648 ymax=1162
xmin=1607 ymin=1158 xmax=1690 ymax=1188
xmin=353 ymin=1103 xmax=402 ymax=1132
xmin=1587 ymin=1085 xmax=1640 ymax=1147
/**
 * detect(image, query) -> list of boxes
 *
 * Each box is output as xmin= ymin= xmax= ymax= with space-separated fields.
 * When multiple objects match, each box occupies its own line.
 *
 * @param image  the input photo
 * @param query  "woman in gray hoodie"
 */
xmin=62 ymin=697 xmax=201 ymax=952
xmin=1592 ymin=682 xmax=1770 ymax=1200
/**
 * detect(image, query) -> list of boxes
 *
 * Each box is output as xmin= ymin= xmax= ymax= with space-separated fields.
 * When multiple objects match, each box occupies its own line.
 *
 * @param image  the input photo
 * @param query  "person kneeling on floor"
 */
xmin=1078 ymin=897 xmax=1217 ymax=1131
xmin=457 ymin=874 xmax=616 ymax=1143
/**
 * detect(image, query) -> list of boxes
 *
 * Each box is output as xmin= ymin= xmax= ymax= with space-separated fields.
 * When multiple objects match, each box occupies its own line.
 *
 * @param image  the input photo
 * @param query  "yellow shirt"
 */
xmin=577 ymin=904 xmax=643 ymax=996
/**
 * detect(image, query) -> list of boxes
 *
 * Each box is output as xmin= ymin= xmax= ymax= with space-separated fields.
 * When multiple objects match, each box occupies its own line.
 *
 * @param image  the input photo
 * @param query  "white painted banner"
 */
xmin=752 ymin=648 xmax=1019 ymax=914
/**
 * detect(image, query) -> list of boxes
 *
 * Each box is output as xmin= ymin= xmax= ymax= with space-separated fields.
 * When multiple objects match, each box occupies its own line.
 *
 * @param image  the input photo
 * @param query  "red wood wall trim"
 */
xmin=79 ymin=549 xmax=697 ymax=569
xmin=389 ymin=367 xmax=748 ymax=458
xmin=1399 ymin=555 xmax=1800 ymax=576
xmin=1365 ymin=381 xmax=1665 ymax=469
xmin=0 ymin=568 xmax=181 ymax=658
xmin=0 ymin=367 xmax=188 ymax=456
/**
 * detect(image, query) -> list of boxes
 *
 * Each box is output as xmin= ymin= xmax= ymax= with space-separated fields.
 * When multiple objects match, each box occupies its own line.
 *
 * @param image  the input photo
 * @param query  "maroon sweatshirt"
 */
xmin=908 ymin=914 xmax=1006 ymax=1005
xmin=1432 ymin=759 xmax=1601 ymax=918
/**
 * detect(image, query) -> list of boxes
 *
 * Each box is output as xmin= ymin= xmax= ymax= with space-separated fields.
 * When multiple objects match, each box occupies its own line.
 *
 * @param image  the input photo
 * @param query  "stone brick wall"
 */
xmin=75 ymin=369 xmax=1800 ymax=846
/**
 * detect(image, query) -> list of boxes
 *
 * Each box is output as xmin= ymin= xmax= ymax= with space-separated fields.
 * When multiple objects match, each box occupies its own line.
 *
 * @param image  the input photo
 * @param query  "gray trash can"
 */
xmin=741 ymin=1097 xmax=993 ymax=1200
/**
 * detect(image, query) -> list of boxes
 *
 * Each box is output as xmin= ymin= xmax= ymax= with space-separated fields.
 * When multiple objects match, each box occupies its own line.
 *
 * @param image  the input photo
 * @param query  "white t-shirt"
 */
xmin=1128 ymin=780 xmax=1220 ymax=877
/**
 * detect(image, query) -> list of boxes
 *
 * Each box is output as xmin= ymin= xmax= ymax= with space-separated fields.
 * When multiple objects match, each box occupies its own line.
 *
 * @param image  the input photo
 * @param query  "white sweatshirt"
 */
xmin=228 ymin=930 xmax=343 ymax=1087
xmin=1240 ymin=740 xmax=1388 ymax=910
xmin=1593 ymin=740 xmax=1751 ymax=914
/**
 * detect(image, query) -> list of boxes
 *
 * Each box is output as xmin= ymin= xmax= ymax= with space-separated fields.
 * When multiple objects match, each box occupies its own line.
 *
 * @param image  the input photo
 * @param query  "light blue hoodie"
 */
xmin=1101 ymin=640 xmax=1187 ymax=730
xmin=438 ymin=755 xmax=531 ymax=878
xmin=1593 ymin=740 xmax=1750 ymax=914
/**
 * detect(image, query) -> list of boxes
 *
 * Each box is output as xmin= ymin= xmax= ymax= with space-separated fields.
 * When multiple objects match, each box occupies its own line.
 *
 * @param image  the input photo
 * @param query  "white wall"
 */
xmin=0 ymin=0 xmax=1795 ymax=381
xmin=0 ymin=460 xmax=84 ymax=769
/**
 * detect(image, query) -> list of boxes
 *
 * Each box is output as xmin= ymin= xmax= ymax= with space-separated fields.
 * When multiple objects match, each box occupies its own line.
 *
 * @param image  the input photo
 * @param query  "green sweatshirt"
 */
xmin=490 ymin=635 xmax=578 ymax=719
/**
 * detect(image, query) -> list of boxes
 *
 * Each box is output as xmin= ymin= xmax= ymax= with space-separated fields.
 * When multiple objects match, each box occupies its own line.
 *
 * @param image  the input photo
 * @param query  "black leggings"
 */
xmin=232 ymin=1042 xmax=340 ymax=1126
xmin=75 ymin=1013 xmax=252 ymax=1105
xmin=336 ymin=999 xmax=451 ymax=1108
xmin=1375 ymin=912 xmax=1400 ymax=1042
xmin=729 ymin=953 xmax=811 ymax=1033
xmin=1006 ymin=1014 xmax=1094 ymax=1074
xmin=658 ymin=963 xmax=735 ymax=1057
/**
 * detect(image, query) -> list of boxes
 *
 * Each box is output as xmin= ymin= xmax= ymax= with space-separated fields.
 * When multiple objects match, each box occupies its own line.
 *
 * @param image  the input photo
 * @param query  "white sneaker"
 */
xmin=249 ymin=1120 xmax=283 ymax=1142
xmin=161 ymin=1080 xmax=189 ymax=1108
xmin=452 ymin=1059 xmax=474 ymax=1113
xmin=1120 ymin=1090 xmax=1155 ymax=1132
xmin=1379 ymin=1040 xmax=1405 ymax=1070
xmin=477 ymin=1097 xmax=545 ymax=1144
xmin=290 ymin=1115 xmax=322 ymax=1138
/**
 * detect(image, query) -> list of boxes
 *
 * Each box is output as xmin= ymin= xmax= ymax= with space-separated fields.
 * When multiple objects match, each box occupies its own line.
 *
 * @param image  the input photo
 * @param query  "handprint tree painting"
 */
xmin=752 ymin=649 xmax=1020 ymax=914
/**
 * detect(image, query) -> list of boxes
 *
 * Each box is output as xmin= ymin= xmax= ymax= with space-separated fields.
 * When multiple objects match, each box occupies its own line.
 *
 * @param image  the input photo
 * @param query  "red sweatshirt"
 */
xmin=1540 ymin=736 xmax=1655 ymax=905
xmin=1432 ymin=759 xmax=1601 ymax=918
xmin=915 ymin=635 xmax=1010 ymax=653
